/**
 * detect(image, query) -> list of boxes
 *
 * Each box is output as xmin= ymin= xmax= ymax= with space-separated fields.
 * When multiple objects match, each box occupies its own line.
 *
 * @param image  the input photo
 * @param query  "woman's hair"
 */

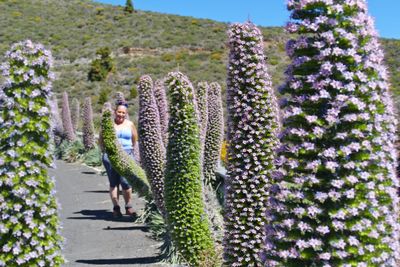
xmin=115 ymin=100 xmax=128 ymax=108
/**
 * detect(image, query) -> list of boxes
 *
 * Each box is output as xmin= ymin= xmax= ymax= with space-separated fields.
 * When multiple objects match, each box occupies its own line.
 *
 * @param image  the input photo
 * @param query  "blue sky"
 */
xmin=95 ymin=0 xmax=400 ymax=39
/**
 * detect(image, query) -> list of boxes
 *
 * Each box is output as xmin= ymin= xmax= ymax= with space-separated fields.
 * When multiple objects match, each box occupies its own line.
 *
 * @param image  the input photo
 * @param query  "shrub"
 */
xmin=224 ymin=22 xmax=280 ymax=266
xmin=88 ymin=47 xmax=114 ymax=82
xmin=82 ymin=146 xmax=102 ymax=167
xmin=98 ymin=87 xmax=109 ymax=105
xmin=266 ymin=1 xmax=400 ymax=266
xmin=0 ymin=40 xmax=64 ymax=266
xmin=130 ymin=85 xmax=138 ymax=99
xmin=124 ymin=0 xmax=134 ymax=14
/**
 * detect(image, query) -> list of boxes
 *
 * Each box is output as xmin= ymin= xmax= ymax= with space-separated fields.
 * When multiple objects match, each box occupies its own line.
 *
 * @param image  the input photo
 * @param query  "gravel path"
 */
xmin=50 ymin=160 xmax=166 ymax=267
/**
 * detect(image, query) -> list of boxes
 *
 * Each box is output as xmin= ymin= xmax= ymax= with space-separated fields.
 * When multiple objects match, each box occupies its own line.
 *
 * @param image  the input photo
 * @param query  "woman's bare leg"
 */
xmin=122 ymin=188 xmax=132 ymax=207
xmin=109 ymin=186 xmax=119 ymax=207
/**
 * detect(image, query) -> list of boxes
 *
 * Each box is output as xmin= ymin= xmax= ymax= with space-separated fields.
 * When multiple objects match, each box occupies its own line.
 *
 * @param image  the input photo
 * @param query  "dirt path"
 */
xmin=50 ymin=160 xmax=166 ymax=267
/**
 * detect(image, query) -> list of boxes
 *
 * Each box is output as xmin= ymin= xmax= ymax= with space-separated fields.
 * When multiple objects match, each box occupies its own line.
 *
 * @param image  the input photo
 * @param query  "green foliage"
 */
xmin=124 ymin=0 xmax=134 ymax=14
xmin=0 ymin=0 xmax=299 ymax=117
xmin=130 ymin=85 xmax=138 ymax=98
xmin=100 ymin=109 xmax=150 ymax=198
xmin=88 ymin=47 xmax=114 ymax=82
xmin=98 ymin=87 xmax=109 ymax=105
xmin=82 ymin=146 xmax=102 ymax=167
xmin=164 ymin=72 xmax=217 ymax=266
xmin=59 ymin=139 xmax=85 ymax=163
xmin=0 ymin=40 xmax=64 ymax=266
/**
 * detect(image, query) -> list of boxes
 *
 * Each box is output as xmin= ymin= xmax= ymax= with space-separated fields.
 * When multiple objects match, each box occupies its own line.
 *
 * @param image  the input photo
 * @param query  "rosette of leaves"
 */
xmin=82 ymin=97 xmax=95 ymax=150
xmin=153 ymin=79 xmax=169 ymax=147
xmin=164 ymin=71 xmax=217 ymax=266
xmin=70 ymin=98 xmax=80 ymax=133
xmin=224 ymin=22 xmax=280 ymax=267
xmin=203 ymin=82 xmax=224 ymax=187
xmin=138 ymin=75 xmax=166 ymax=216
xmin=266 ymin=1 xmax=400 ymax=266
xmin=101 ymin=108 xmax=150 ymax=198
xmin=61 ymin=91 xmax=76 ymax=141
xmin=196 ymin=81 xmax=209 ymax=155
xmin=0 ymin=40 xmax=64 ymax=266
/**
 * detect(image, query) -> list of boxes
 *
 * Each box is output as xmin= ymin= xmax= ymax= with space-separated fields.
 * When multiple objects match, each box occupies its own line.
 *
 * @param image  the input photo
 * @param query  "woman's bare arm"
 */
xmin=131 ymin=121 xmax=138 ymax=146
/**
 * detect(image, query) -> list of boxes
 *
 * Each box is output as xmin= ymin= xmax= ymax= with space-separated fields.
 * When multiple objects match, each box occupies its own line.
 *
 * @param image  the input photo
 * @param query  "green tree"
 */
xmin=88 ymin=47 xmax=114 ymax=82
xmin=130 ymin=85 xmax=138 ymax=99
xmin=124 ymin=0 xmax=134 ymax=13
xmin=98 ymin=87 xmax=109 ymax=105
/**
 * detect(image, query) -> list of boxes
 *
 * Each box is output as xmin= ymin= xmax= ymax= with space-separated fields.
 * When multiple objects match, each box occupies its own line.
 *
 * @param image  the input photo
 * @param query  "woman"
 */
xmin=100 ymin=100 xmax=138 ymax=218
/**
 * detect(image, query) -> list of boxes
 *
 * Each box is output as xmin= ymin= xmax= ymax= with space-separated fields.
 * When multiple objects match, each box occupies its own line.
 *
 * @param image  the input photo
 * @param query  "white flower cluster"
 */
xmin=266 ymin=1 xmax=400 ymax=266
xmin=0 ymin=40 xmax=64 ymax=266
xmin=138 ymin=75 xmax=166 ymax=216
xmin=224 ymin=22 xmax=280 ymax=266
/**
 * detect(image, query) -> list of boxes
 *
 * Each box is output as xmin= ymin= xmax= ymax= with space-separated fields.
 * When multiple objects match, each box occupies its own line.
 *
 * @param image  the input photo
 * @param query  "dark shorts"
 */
xmin=102 ymin=149 xmax=134 ymax=190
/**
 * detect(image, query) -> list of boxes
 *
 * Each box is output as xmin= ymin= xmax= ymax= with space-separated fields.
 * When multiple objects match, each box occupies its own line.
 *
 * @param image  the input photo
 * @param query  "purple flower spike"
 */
xmin=266 ymin=1 xmax=400 ymax=266
xmin=153 ymin=79 xmax=169 ymax=147
xmin=224 ymin=22 xmax=280 ymax=267
xmin=82 ymin=97 xmax=95 ymax=150
xmin=138 ymin=75 xmax=166 ymax=216
xmin=196 ymin=81 xmax=209 ymax=156
xmin=203 ymin=82 xmax=224 ymax=186
xmin=0 ymin=40 xmax=64 ymax=265
xmin=61 ymin=91 xmax=76 ymax=141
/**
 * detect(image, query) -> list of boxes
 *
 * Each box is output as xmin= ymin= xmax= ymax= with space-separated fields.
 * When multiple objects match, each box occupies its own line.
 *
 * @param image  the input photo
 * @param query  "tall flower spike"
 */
xmin=138 ymin=75 xmax=166 ymax=216
xmin=164 ymin=71 xmax=217 ymax=266
xmin=49 ymin=96 xmax=64 ymax=141
xmin=61 ymin=91 xmax=76 ymax=141
xmin=0 ymin=40 xmax=64 ymax=266
xmin=153 ymin=79 xmax=169 ymax=147
xmin=82 ymin=97 xmax=95 ymax=150
xmin=101 ymin=109 xmax=150 ymax=198
xmin=203 ymin=82 xmax=224 ymax=187
xmin=70 ymin=98 xmax=80 ymax=133
xmin=224 ymin=22 xmax=280 ymax=267
xmin=266 ymin=1 xmax=400 ymax=266
xmin=196 ymin=81 xmax=209 ymax=156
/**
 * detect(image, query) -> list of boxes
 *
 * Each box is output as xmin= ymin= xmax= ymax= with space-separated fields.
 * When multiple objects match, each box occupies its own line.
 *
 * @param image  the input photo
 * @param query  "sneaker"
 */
xmin=125 ymin=205 xmax=137 ymax=217
xmin=113 ymin=205 xmax=122 ymax=218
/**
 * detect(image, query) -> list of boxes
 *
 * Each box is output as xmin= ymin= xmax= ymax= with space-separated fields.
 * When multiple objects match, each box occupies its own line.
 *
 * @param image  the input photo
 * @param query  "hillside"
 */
xmin=1 ymin=0 xmax=399 ymax=125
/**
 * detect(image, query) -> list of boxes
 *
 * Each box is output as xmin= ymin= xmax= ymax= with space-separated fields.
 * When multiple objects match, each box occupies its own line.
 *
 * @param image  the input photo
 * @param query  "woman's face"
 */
xmin=114 ymin=105 xmax=127 ymax=123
